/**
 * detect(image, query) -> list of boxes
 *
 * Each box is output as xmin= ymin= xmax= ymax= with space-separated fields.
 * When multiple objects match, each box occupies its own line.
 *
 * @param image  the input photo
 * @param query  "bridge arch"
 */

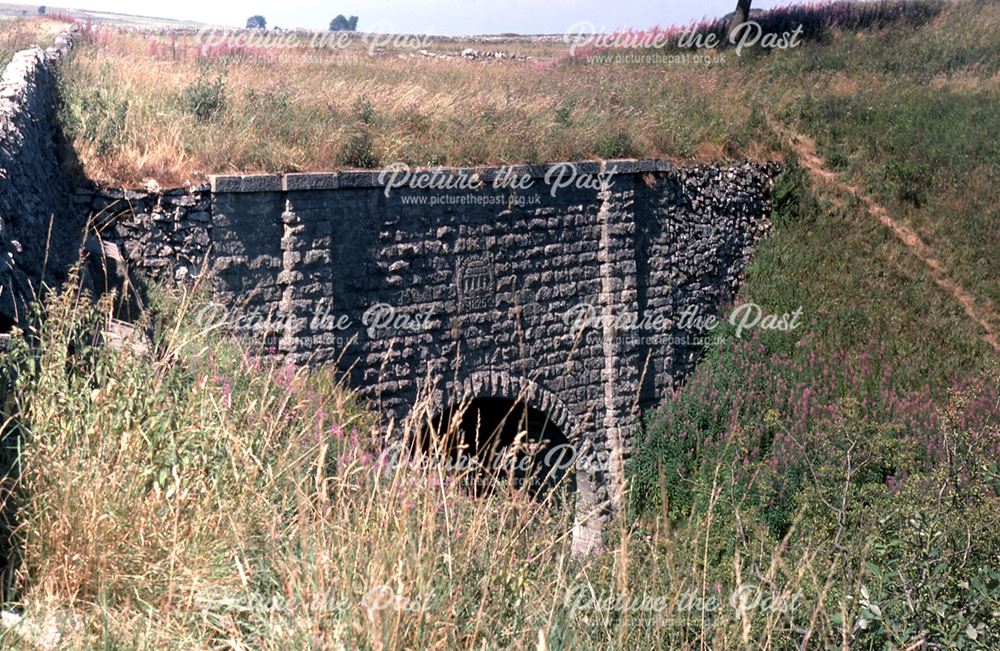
xmin=406 ymin=370 xmax=580 ymax=495
xmin=444 ymin=370 xmax=578 ymax=445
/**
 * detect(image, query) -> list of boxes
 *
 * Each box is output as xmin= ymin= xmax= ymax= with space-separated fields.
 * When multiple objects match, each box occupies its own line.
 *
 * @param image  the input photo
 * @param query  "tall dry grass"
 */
xmin=56 ymin=19 xmax=774 ymax=186
xmin=51 ymin=0 xmax=962 ymax=186
xmin=0 ymin=17 xmax=68 ymax=69
xmin=0 ymin=273 xmax=995 ymax=649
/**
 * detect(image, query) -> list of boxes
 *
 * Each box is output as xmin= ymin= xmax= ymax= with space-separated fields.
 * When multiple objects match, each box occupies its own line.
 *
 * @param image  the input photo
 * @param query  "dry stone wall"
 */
xmin=79 ymin=183 xmax=213 ymax=284
xmin=0 ymin=29 xmax=79 ymax=326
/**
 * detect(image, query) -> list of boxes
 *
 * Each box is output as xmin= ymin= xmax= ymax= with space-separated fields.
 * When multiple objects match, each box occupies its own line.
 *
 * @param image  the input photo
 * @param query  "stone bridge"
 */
xmin=0 ymin=31 xmax=778 ymax=551
xmin=83 ymin=160 xmax=777 ymax=551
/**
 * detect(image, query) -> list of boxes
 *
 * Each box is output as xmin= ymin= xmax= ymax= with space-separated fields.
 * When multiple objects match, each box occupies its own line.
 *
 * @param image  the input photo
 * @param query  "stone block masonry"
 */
xmin=81 ymin=158 xmax=779 ymax=552
xmin=0 ymin=29 xmax=80 ymax=326
xmin=79 ymin=184 xmax=213 ymax=285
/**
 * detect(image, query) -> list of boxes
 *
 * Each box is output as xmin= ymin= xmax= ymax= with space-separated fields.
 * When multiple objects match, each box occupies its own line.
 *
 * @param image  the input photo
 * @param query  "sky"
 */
xmin=49 ymin=0 xmax=797 ymax=35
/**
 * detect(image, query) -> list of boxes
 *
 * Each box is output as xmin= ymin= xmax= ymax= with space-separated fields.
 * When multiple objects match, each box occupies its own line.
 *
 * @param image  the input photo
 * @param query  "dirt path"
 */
xmin=786 ymin=130 xmax=1000 ymax=353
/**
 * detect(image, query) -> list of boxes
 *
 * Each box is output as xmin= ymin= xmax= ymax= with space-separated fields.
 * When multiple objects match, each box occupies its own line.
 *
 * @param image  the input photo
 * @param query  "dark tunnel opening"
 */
xmin=425 ymin=397 xmax=576 ymax=497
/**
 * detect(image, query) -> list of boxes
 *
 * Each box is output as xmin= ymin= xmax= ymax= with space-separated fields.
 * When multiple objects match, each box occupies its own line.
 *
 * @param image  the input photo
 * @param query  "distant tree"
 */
xmin=330 ymin=14 xmax=358 ymax=31
xmin=728 ymin=0 xmax=752 ymax=39
xmin=246 ymin=15 xmax=266 ymax=30
xmin=37 ymin=5 xmax=46 ymax=14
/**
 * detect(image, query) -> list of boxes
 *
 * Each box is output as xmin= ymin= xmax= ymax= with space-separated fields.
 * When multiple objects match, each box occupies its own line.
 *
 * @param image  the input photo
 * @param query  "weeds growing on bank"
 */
xmin=0 ymin=274 xmax=996 ymax=649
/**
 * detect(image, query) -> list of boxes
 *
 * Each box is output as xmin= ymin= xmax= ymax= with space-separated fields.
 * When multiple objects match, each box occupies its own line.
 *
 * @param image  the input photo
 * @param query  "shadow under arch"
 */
xmin=417 ymin=371 xmax=579 ymax=498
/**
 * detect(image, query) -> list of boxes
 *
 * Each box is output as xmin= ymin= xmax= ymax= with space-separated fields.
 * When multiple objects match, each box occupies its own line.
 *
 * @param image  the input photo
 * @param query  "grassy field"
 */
xmin=53 ymin=0 xmax=960 ymax=186
xmin=0 ymin=1 xmax=997 ymax=648
xmin=58 ymin=18 xmax=776 ymax=185
xmin=0 ymin=16 xmax=65 ymax=68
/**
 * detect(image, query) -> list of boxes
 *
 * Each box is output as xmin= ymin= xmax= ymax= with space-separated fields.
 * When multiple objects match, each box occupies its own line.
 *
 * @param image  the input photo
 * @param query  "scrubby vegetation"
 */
xmin=0 ymin=276 xmax=995 ymax=649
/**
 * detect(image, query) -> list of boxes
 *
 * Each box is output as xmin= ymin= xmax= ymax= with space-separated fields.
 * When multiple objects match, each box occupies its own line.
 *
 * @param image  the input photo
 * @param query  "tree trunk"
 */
xmin=729 ymin=0 xmax=753 ymax=40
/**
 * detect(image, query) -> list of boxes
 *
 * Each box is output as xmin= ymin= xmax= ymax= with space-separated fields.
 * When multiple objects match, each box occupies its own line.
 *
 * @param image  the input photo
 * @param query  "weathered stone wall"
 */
xmin=0 ymin=29 xmax=79 ymax=326
xmin=80 ymin=183 xmax=212 ymax=284
xmin=79 ymin=158 xmax=777 ymax=551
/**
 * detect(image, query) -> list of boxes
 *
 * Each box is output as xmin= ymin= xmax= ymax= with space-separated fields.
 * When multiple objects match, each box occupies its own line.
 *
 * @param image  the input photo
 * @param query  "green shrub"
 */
xmin=352 ymin=96 xmax=376 ymax=125
xmin=770 ymin=154 xmax=814 ymax=229
xmin=554 ymin=99 xmax=575 ymax=127
xmin=244 ymin=87 xmax=290 ymax=113
xmin=184 ymin=69 xmax=226 ymax=121
xmin=796 ymin=395 xmax=1000 ymax=649
xmin=596 ymin=129 xmax=633 ymax=158
xmin=338 ymin=129 xmax=379 ymax=168
xmin=884 ymin=158 xmax=928 ymax=207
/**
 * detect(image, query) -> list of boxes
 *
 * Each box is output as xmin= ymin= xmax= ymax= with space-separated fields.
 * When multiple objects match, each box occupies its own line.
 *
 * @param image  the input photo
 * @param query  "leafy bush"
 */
xmin=184 ymin=69 xmax=226 ymax=121
xmin=884 ymin=158 xmax=928 ymax=207
xmin=554 ymin=99 xmax=575 ymax=127
xmin=338 ymin=129 xmax=379 ymax=168
xmin=352 ymin=96 xmax=376 ymax=125
xmin=244 ymin=87 xmax=290 ymax=113
xmin=770 ymin=154 xmax=815 ymax=229
xmin=794 ymin=391 xmax=1000 ymax=649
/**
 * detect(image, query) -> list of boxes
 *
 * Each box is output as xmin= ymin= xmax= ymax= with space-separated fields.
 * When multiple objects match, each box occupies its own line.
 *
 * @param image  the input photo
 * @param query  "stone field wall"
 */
xmin=0 ymin=29 xmax=79 ymax=326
